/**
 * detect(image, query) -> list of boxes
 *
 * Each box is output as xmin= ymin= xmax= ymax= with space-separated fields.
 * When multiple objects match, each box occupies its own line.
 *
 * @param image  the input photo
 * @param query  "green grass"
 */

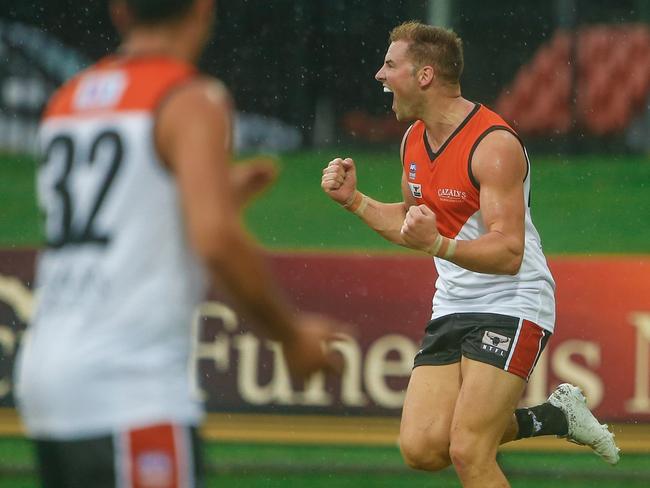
xmin=0 ymin=437 xmax=648 ymax=487
xmin=245 ymin=151 xmax=650 ymax=254
xmin=3 ymin=151 xmax=649 ymax=253
xmin=527 ymin=156 xmax=650 ymax=254
xmin=0 ymin=154 xmax=41 ymax=247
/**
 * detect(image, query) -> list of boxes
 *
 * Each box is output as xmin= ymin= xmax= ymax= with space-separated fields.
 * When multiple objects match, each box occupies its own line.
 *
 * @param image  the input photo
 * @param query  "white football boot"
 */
xmin=547 ymin=383 xmax=620 ymax=465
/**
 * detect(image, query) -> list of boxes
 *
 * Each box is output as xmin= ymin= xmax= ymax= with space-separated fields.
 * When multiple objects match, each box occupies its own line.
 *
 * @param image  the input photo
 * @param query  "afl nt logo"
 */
xmin=481 ymin=331 xmax=511 ymax=357
xmin=408 ymin=162 xmax=417 ymax=180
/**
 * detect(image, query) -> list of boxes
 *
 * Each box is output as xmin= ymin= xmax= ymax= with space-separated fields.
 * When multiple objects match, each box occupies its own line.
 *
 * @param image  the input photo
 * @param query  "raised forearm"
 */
xmin=442 ymin=231 xmax=524 ymax=275
xmin=344 ymin=191 xmax=409 ymax=246
xmin=202 ymin=226 xmax=298 ymax=342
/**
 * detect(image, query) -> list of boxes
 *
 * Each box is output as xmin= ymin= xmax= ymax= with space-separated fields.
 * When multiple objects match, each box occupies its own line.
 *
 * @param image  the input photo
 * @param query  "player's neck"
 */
xmin=421 ymin=94 xmax=474 ymax=152
xmin=120 ymin=26 xmax=200 ymax=63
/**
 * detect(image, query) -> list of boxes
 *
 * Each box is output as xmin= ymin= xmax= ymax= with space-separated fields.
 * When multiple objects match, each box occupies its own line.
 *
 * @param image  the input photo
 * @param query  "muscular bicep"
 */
xmin=157 ymin=78 xmax=239 ymax=259
xmin=472 ymin=130 xmax=527 ymax=243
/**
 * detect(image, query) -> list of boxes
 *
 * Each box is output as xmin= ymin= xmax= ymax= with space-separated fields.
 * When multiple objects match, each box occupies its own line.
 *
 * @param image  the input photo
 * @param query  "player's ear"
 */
xmin=417 ymin=65 xmax=434 ymax=88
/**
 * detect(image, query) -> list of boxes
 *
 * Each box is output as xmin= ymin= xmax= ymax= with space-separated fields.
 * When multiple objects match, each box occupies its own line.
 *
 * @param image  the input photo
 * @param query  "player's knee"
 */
xmin=399 ymin=435 xmax=451 ymax=472
xmin=448 ymin=431 xmax=494 ymax=473
xmin=448 ymin=440 xmax=472 ymax=473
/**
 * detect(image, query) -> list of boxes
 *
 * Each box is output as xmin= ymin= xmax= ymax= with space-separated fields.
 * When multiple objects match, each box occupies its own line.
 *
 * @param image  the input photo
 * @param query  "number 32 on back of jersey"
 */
xmin=39 ymin=129 xmax=124 ymax=249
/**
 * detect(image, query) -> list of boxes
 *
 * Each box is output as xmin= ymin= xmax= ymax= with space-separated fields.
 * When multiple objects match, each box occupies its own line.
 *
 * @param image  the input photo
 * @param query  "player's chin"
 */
xmin=392 ymin=107 xmax=413 ymax=122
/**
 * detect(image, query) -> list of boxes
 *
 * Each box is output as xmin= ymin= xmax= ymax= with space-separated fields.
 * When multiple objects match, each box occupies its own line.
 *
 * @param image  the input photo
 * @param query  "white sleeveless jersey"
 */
xmin=402 ymin=105 xmax=556 ymax=332
xmin=15 ymin=56 xmax=208 ymax=438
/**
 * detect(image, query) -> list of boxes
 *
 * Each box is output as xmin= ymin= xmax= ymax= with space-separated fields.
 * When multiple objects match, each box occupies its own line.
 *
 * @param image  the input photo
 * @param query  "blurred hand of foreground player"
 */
xmin=231 ymin=157 xmax=279 ymax=209
xmin=282 ymin=312 xmax=348 ymax=380
xmin=321 ymin=157 xmax=357 ymax=206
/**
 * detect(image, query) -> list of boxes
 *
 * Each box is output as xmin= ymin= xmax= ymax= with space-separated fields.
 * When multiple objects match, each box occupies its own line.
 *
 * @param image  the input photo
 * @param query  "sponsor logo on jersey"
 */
xmin=408 ymin=182 xmax=422 ymax=198
xmin=408 ymin=162 xmax=417 ymax=180
xmin=136 ymin=451 xmax=173 ymax=487
xmin=481 ymin=330 xmax=511 ymax=357
xmin=437 ymin=188 xmax=467 ymax=202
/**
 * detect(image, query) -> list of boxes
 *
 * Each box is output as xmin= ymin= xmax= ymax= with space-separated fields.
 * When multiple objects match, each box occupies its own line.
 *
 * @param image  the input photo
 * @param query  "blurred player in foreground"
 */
xmin=322 ymin=21 xmax=619 ymax=487
xmin=15 ymin=0 xmax=344 ymax=486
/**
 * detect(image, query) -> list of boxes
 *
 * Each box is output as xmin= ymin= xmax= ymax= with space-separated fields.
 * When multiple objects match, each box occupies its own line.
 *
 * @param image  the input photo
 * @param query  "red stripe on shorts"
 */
xmin=505 ymin=320 xmax=546 ymax=380
xmin=126 ymin=423 xmax=183 ymax=488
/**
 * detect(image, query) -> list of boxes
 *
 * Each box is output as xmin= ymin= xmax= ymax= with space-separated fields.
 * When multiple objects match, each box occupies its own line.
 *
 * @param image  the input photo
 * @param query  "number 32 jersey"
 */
xmin=16 ymin=56 xmax=208 ymax=438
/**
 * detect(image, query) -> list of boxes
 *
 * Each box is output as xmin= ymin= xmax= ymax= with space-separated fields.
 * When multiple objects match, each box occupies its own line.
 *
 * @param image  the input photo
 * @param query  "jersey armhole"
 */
xmin=152 ymin=75 xmax=200 ymax=173
xmin=467 ymin=125 xmax=529 ymax=190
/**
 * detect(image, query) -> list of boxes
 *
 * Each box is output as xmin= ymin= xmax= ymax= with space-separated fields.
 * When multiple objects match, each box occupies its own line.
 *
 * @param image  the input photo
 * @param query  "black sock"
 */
xmin=515 ymin=402 xmax=568 ymax=439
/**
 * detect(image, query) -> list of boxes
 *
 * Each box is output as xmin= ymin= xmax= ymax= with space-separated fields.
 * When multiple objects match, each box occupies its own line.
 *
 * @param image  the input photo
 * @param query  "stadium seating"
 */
xmin=496 ymin=24 xmax=650 ymax=136
xmin=340 ymin=110 xmax=410 ymax=142
xmin=339 ymin=24 xmax=650 ymax=142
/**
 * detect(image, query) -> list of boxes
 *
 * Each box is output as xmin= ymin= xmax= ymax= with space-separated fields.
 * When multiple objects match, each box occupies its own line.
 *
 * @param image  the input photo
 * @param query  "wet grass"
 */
xmin=1 ymin=151 xmax=649 ymax=254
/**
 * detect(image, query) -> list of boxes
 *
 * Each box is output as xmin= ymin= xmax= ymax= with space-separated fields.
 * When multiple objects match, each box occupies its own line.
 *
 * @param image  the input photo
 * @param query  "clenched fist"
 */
xmin=321 ymin=157 xmax=357 ymax=206
xmin=400 ymin=204 xmax=441 ymax=253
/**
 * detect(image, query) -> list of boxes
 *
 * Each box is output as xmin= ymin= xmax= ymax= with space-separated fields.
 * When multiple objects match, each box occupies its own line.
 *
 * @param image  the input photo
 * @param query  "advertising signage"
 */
xmin=1 ymin=250 xmax=649 ymax=421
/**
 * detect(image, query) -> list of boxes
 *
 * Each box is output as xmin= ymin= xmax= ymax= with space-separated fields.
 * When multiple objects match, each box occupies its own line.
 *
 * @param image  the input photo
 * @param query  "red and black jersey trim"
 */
xmin=467 ymin=125 xmax=529 ymax=190
xmin=400 ymin=123 xmax=416 ymax=166
xmin=423 ymin=103 xmax=481 ymax=162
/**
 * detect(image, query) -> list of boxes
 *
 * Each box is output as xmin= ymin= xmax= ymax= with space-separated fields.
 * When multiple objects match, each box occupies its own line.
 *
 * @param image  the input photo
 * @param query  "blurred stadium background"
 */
xmin=1 ymin=0 xmax=650 ymax=486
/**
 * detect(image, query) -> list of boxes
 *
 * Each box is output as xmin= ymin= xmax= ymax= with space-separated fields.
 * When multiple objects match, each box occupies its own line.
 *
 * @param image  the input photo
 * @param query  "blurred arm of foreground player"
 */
xmin=229 ymin=156 xmax=278 ymax=210
xmin=157 ymin=77 xmax=343 ymax=379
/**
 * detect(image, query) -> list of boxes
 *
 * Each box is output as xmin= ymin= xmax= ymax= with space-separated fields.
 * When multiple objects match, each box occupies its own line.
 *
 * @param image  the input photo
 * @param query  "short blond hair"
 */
xmin=389 ymin=21 xmax=464 ymax=85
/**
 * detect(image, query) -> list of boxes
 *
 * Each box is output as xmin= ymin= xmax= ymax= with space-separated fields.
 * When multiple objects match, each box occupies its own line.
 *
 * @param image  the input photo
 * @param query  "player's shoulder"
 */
xmin=169 ymin=76 xmax=230 ymax=106
xmin=42 ymin=68 xmax=88 ymax=119
xmin=471 ymin=129 xmax=527 ymax=185
xmin=403 ymin=119 xmax=426 ymax=146
xmin=471 ymin=105 xmax=522 ymax=158
xmin=475 ymin=103 xmax=512 ymax=128
xmin=475 ymin=127 xmax=521 ymax=153
xmin=400 ymin=120 xmax=425 ymax=163
xmin=470 ymin=107 xmax=527 ymax=184
xmin=156 ymin=75 xmax=233 ymax=151
xmin=406 ymin=119 xmax=425 ymax=136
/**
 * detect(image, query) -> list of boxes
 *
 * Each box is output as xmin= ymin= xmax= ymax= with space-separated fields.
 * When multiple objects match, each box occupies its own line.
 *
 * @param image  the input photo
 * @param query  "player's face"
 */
xmin=375 ymin=41 xmax=421 ymax=122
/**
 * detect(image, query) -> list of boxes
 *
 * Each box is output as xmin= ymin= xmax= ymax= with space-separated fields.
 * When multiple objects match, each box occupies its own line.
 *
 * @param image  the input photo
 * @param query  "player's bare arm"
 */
xmin=401 ymin=130 xmax=526 ymax=275
xmin=321 ymin=133 xmax=416 ymax=246
xmin=157 ymin=77 xmax=343 ymax=378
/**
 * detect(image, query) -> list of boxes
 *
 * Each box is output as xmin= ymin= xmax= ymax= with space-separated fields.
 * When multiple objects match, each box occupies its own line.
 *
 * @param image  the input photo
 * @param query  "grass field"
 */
xmin=2 ymin=151 xmax=650 ymax=253
xmin=1 ymin=437 xmax=649 ymax=488
xmin=2 ymin=150 xmax=650 ymax=486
